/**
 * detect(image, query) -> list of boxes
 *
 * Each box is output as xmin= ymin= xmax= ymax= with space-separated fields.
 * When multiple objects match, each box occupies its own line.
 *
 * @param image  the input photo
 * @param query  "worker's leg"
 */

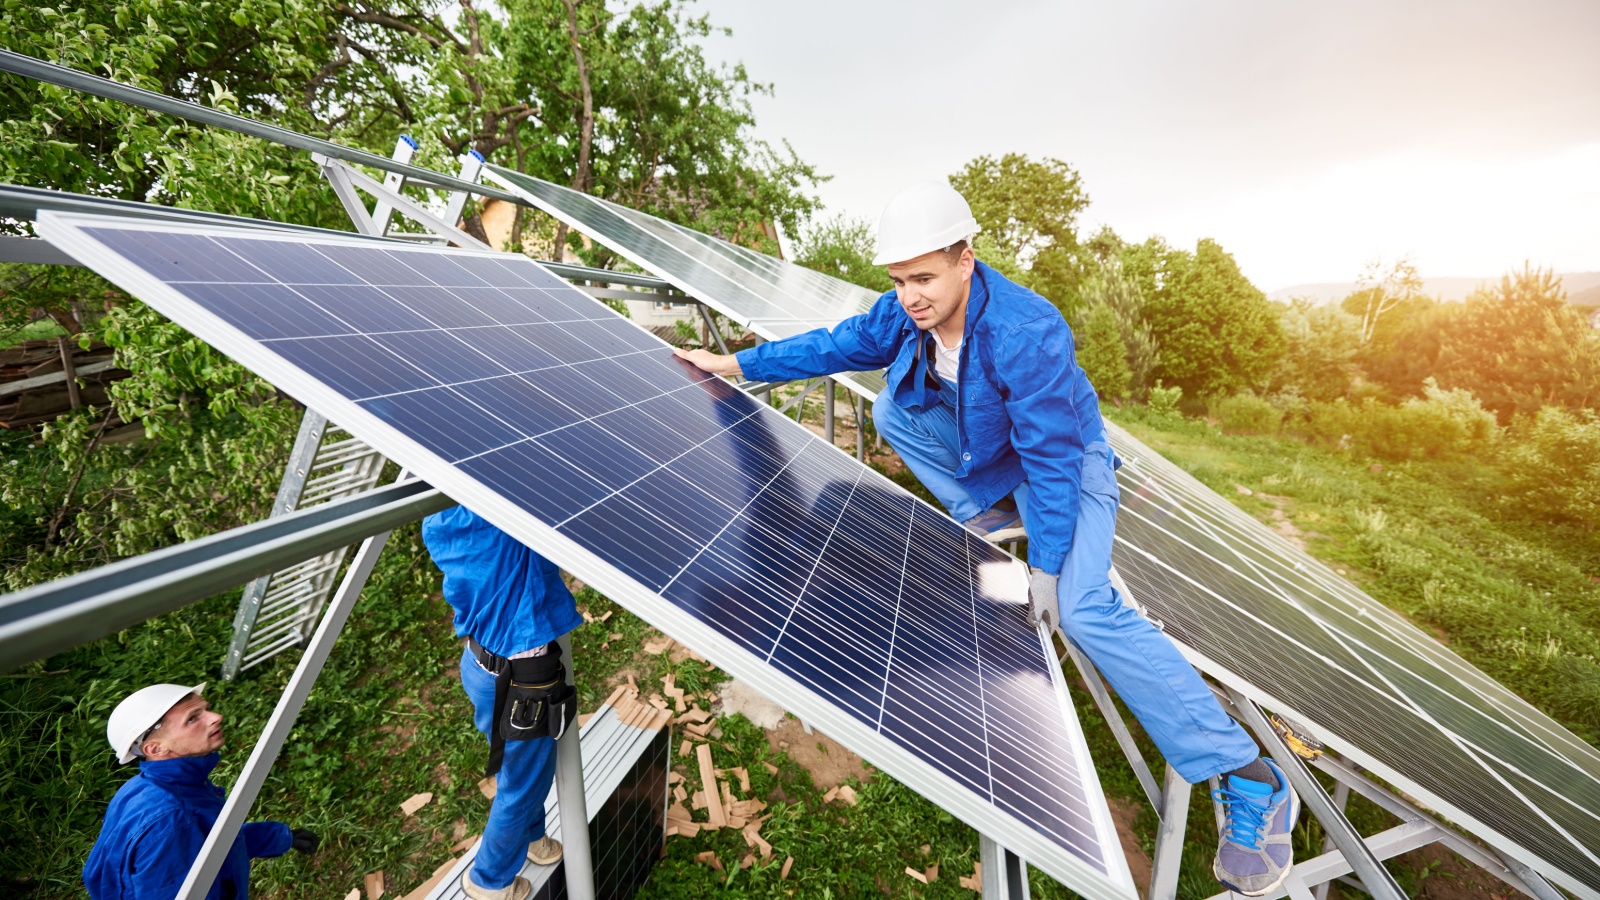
xmin=459 ymin=649 xmax=559 ymax=888
xmin=870 ymin=392 xmax=983 ymax=521
xmin=1031 ymin=442 xmax=1260 ymax=783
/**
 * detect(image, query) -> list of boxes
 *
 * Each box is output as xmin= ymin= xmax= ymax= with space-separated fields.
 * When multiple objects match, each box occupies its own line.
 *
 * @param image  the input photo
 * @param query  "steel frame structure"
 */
xmin=1 ymin=47 xmax=1580 ymax=900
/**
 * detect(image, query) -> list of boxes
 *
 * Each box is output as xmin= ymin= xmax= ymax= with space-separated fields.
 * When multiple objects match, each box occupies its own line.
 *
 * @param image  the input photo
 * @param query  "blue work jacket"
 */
xmin=421 ymin=505 xmax=584 ymax=658
xmin=736 ymin=261 xmax=1107 ymax=575
xmin=83 ymin=753 xmax=291 ymax=900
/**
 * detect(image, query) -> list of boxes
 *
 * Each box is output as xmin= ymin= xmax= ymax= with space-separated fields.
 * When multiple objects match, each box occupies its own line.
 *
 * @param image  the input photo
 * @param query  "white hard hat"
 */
xmin=107 ymin=682 xmax=205 ymax=764
xmin=872 ymin=181 xmax=981 ymax=265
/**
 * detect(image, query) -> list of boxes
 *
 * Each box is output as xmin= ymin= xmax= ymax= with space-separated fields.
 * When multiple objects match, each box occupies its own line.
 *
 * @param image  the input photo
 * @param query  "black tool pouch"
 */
xmin=500 ymin=653 xmax=576 ymax=743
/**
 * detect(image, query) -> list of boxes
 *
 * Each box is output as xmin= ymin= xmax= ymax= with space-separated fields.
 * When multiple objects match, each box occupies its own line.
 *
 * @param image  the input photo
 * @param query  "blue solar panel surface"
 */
xmin=1105 ymin=423 xmax=1600 ymax=896
xmin=483 ymin=165 xmax=888 ymax=398
xmin=39 ymin=213 xmax=1130 ymax=898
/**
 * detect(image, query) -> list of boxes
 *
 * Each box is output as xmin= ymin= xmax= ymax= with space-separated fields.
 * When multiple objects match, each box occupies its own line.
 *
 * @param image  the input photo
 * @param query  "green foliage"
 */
xmin=948 ymin=153 xmax=1088 ymax=311
xmin=1140 ymin=238 xmax=1285 ymax=399
xmin=1294 ymin=382 xmax=1498 ymax=462
xmin=1074 ymin=302 xmax=1131 ymax=402
xmin=1498 ymin=407 xmax=1600 ymax=527
xmin=1079 ymin=262 xmax=1158 ymax=398
xmin=1273 ymin=299 xmax=1360 ymax=401
xmin=793 ymin=214 xmax=891 ymax=293
xmin=1146 ymin=381 xmax=1184 ymax=418
xmin=1210 ymin=392 xmax=1283 ymax=435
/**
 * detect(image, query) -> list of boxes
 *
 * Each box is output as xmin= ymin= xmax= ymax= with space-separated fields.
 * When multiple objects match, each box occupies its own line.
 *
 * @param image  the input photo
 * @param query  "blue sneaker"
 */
xmin=1212 ymin=758 xmax=1299 ymax=896
xmin=963 ymin=504 xmax=1026 ymax=543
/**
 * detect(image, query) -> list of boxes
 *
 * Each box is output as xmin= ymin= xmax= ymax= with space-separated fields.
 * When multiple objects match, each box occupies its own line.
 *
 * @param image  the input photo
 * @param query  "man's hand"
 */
xmin=673 ymin=347 xmax=743 ymax=378
xmin=1028 ymin=567 xmax=1060 ymax=632
xmin=289 ymin=828 xmax=320 ymax=855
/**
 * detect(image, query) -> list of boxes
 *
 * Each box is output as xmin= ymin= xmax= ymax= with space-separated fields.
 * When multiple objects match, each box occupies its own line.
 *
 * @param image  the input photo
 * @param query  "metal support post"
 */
xmin=554 ymin=632 xmax=595 ymax=900
xmin=175 ymin=501 xmax=399 ymax=900
xmin=1313 ymin=773 xmax=1351 ymax=900
xmin=697 ymin=303 xmax=730 ymax=355
xmin=854 ymin=394 xmax=866 ymax=461
xmin=979 ymin=836 xmax=1030 ymax=900
xmin=1496 ymin=852 xmax=1568 ymax=900
xmin=1056 ymin=638 xmax=1163 ymax=812
xmin=314 ymin=154 xmax=492 ymax=251
xmin=369 ymin=135 xmax=417 ymax=236
xmin=1148 ymin=764 xmax=1191 ymax=900
xmin=1229 ymin=689 xmax=1408 ymax=900
xmin=824 ymin=378 xmax=835 ymax=444
xmin=441 ymin=149 xmax=486 ymax=231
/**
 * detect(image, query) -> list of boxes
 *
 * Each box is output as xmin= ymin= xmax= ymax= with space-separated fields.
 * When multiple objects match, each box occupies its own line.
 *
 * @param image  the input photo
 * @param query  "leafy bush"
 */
xmin=1211 ymin=392 xmax=1283 ymax=435
xmin=1146 ymin=381 xmax=1183 ymax=418
xmin=1075 ymin=302 xmax=1132 ymax=401
xmin=1294 ymin=382 xmax=1497 ymax=461
xmin=1498 ymin=406 xmax=1600 ymax=526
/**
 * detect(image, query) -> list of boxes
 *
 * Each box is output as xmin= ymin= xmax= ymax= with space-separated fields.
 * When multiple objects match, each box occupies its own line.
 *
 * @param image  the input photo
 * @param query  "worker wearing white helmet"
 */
xmin=678 ymin=180 xmax=1302 ymax=896
xmin=83 ymin=683 xmax=318 ymax=900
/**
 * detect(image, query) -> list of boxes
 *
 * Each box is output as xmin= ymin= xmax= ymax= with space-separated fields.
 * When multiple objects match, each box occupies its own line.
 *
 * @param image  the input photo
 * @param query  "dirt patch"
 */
xmin=1255 ymin=492 xmax=1307 ymax=551
xmin=766 ymin=717 xmax=875 ymax=790
xmin=1396 ymin=843 xmax=1514 ymax=900
xmin=1108 ymin=797 xmax=1152 ymax=898
xmin=718 ymin=679 xmax=787 ymax=730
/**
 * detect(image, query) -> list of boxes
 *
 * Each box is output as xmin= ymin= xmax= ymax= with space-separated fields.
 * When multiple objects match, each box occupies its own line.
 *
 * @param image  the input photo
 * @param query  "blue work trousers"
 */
xmin=871 ymin=390 xmax=1261 ymax=783
xmin=460 ymin=647 xmax=559 ymax=888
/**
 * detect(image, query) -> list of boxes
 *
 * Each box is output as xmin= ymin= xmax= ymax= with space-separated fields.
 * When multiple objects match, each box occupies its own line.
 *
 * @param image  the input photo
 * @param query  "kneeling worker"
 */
xmin=423 ymin=505 xmax=584 ymax=900
xmin=676 ymin=181 xmax=1301 ymax=896
xmin=84 ymin=683 xmax=318 ymax=900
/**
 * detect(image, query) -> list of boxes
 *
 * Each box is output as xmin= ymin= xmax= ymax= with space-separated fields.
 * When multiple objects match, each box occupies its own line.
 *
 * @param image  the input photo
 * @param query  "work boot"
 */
xmin=461 ymin=871 xmax=531 ymax=900
xmin=1211 ymin=758 xmax=1299 ymax=896
xmin=527 ymin=835 xmax=563 ymax=865
xmin=963 ymin=500 xmax=1026 ymax=543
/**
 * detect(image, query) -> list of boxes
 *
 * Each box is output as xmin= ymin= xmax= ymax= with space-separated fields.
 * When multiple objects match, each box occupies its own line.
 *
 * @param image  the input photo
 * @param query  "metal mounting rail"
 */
xmin=0 ymin=50 xmax=524 ymax=206
xmin=0 ymin=479 xmax=450 ymax=672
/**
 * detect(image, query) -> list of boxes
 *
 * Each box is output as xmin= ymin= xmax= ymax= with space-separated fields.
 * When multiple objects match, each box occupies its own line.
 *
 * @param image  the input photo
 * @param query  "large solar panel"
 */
xmin=481 ymin=165 xmax=888 ymax=399
xmin=1104 ymin=422 xmax=1600 ymax=898
xmin=37 ymin=211 xmax=1134 ymax=899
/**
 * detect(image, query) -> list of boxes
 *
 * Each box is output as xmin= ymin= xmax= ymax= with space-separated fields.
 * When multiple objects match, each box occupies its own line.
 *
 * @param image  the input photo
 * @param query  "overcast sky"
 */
xmin=694 ymin=0 xmax=1600 ymax=291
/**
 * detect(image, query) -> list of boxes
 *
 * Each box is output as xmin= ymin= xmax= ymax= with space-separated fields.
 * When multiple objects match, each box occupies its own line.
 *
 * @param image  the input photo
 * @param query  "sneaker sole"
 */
xmin=1215 ymin=788 xmax=1301 ymax=897
xmin=981 ymin=525 xmax=1028 ymax=544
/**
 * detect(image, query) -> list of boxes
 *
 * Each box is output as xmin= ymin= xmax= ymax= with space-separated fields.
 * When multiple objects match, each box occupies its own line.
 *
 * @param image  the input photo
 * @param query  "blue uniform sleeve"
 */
xmin=244 ymin=820 xmax=294 ymax=859
xmin=127 ymin=821 xmax=223 ymax=900
xmin=735 ymin=292 xmax=904 ymax=383
xmin=996 ymin=316 xmax=1088 ymax=575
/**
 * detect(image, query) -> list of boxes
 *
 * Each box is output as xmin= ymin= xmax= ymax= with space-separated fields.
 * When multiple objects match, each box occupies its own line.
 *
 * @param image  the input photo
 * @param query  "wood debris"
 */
xmin=905 ymin=866 xmax=929 ymax=884
xmin=696 ymin=743 xmax=727 ymax=827
xmin=684 ymin=719 xmax=713 ymax=738
xmin=836 ymin=784 xmax=858 ymax=805
xmin=780 ymin=856 xmax=794 ymax=880
xmin=739 ymin=852 xmax=756 ymax=869
xmin=478 ymin=777 xmax=496 ymax=800
xmin=608 ymin=631 xmax=623 ymax=641
xmin=959 ymin=861 xmax=982 ymax=891
xmin=399 ymin=857 xmax=458 ymax=900
xmin=686 ymin=647 xmax=708 ymax=662
xmin=694 ymin=850 xmax=724 ymax=871
xmin=364 ymin=871 xmax=385 ymax=900
xmin=646 ymin=694 xmax=669 ymax=711
xmin=667 ymin=770 xmax=682 ymax=785
xmin=728 ymin=766 xmax=750 ymax=792
xmin=599 ymin=610 xmax=613 ymax=622
xmin=450 ymin=834 xmax=479 ymax=853
xmin=763 ymin=761 xmax=779 ymax=776
xmin=343 ymin=891 xmax=360 ymax=900
xmin=741 ymin=821 xmax=772 ymax=858
xmin=675 ymin=707 xmax=712 ymax=725
xmin=673 ymin=784 xmax=688 ymax=803
xmin=691 ymin=790 xmax=707 ymax=811
xmin=642 ymin=635 xmax=674 ymax=655
xmin=925 ymin=863 xmax=940 ymax=882
xmin=399 ymin=792 xmax=432 ymax=817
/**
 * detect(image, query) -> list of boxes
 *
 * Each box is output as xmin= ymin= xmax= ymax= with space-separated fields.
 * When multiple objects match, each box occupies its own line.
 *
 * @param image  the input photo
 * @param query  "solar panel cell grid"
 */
xmin=40 ymin=213 xmax=1129 ymax=899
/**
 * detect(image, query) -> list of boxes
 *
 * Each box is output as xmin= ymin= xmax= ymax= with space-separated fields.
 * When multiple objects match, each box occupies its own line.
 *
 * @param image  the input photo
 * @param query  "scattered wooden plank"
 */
xmin=364 ymin=871 xmax=385 ymax=900
xmin=836 ymin=784 xmax=858 ymax=805
xmin=925 ymin=863 xmax=940 ymax=882
xmin=399 ymin=792 xmax=432 ymax=817
xmin=729 ymin=766 xmax=750 ymax=792
xmin=598 ymin=610 xmax=613 ymax=622
xmin=675 ymin=821 xmax=701 ymax=838
xmin=450 ymin=834 xmax=480 ymax=853
xmin=905 ymin=866 xmax=929 ymax=884
xmin=959 ymin=861 xmax=982 ymax=891
xmin=780 ymin=856 xmax=794 ymax=880
xmin=676 ymin=707 xmax=712 ymax=725
xmin=741 ymin=821 xmax=772 ymax=858
xmin=739 ymin=852 xmax=756 ymax=869
xmin=343 ymin=890 xmax=361 ymax=900
xmin=679 ymin=739 xmax=693 ymax=757
xmin=399 ymin=857 xmax=458 ymax=900
xmin=685 ymin=720 xmax=713 ymax=738
xmin=642 ymin=635 xmax=674 ymax=655
xmin=694 ymin=850 xmax=723 ymax=871
xmin=691 ymin=790 xmax=707 ymax=811
xmin=478 ymin=777 xmax=496 ymax=800
xmin=696 ymin=743 xmax=727 ymax=827
xmin=763 ymin=761 xmax=779 ymax=776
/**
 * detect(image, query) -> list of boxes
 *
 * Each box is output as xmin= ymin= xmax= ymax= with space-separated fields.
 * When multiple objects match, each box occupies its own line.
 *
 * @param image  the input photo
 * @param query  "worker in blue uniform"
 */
xmin=423 ymin=505 xmax=585 ymax=900
xmin=676 ymin=181 xmax=1301 ymax=896
xmin=83 ymin=683 xmax=318 ymax=900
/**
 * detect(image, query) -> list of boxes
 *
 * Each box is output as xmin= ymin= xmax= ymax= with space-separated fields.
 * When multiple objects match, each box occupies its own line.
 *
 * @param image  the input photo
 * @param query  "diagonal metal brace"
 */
xmin=313 ymin=154 xmax=492 ymax=250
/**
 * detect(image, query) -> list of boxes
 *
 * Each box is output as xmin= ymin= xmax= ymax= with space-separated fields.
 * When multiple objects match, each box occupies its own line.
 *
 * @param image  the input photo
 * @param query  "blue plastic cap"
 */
xmin=399 ymin=134 xmax=419 ymax=150
xmin=469 ymin=149 xmax=485 ymax=162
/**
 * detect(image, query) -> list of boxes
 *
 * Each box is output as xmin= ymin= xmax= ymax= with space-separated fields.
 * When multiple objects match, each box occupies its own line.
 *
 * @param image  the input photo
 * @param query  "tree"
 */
xmin=1079 ymin=262 xmax=1159 ymax=399
xmin=1142 ymin=238 xmax=1284 ymax=398
xmin=794 ymin=215 xmax=891 ymax=293
xmin=1346 ymin=256 xmax=1423 ymax=345
xmin=1074 ymin=303 xmax=1132 ymax=402
xmin=1274 ymin=300 xmax=1361 ymax=401
xmin=949 ymin=153 xmax=1089 ymax=311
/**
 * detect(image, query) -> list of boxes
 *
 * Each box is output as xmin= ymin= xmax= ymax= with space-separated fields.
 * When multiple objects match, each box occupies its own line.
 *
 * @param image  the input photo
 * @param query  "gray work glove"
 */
xmin=1028 ymin=567 xmax=1060 ymax=632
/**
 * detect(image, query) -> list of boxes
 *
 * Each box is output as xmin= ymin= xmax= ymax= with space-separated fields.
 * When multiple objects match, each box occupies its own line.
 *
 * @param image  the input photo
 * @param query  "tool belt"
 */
xmin=468 ymin=637 xmax=577 ymax=779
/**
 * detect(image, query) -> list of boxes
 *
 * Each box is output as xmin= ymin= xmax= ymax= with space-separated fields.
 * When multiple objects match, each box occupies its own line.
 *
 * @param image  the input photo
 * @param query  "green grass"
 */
xmin=6 ymin=387 xmax=1597 ymax=899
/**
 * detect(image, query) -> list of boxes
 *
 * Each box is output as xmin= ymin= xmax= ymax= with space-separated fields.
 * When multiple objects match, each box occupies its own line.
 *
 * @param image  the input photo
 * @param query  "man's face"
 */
xmin=887 ymin=246 xmax=975 ymax=334
xmin=142 ymin=694 xmax=224 ymax=760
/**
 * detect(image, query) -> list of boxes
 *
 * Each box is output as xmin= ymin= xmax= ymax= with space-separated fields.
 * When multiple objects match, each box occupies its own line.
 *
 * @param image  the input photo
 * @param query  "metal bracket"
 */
xmin=314 ymin=153 xmax=491 ymax=250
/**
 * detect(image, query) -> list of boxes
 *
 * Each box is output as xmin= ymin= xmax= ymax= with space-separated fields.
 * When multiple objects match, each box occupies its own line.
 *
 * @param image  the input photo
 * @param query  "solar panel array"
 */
xmin=482 ymin=165 xmax=887 ymax=398
xmin=38 ymin=212 xmax=1133 ymax=899
xmin=1103 ymin=422 xmax=1600 ymax=898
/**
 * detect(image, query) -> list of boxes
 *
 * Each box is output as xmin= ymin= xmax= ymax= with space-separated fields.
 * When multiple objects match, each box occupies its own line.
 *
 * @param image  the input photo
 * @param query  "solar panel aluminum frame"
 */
xmin=37 ymin=210 xmax=1136 ymax=900
xmin=479 ymin=166 xmax=889 ymax=402
xmin=1103 ymin=421 xmax=1600 ymax=900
